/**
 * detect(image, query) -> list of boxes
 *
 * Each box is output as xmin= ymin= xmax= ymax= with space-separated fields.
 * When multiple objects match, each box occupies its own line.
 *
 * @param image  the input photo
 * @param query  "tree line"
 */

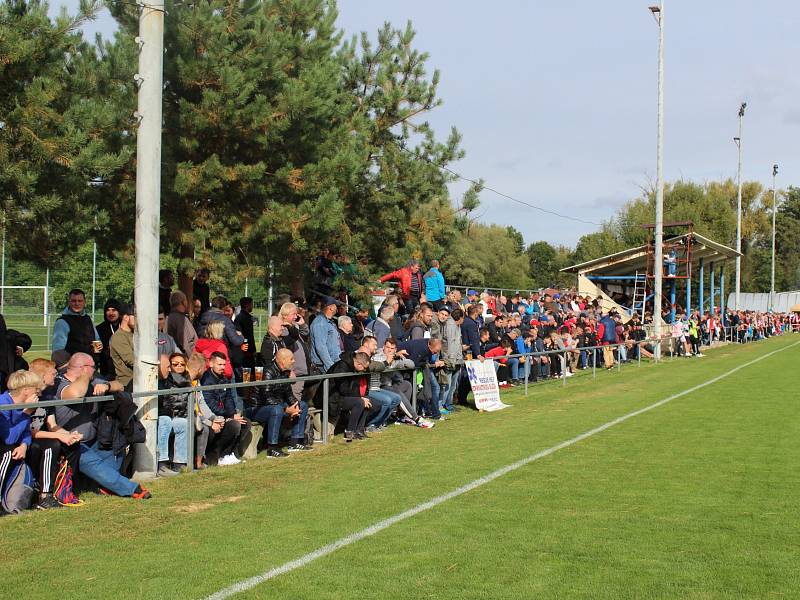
xmin=1 ymin=0 xmax=796 ymax=307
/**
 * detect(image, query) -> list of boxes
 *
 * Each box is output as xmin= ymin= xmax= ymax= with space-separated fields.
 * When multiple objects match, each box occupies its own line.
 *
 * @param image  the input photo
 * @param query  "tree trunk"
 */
xmin=288 ymin=252 xmax=306 ymax=300
xmin=178 ymin=241 xmax=194 ymax=307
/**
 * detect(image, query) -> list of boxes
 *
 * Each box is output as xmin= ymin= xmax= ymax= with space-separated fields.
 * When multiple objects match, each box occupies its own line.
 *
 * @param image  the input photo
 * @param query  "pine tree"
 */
xmin=104 ymin=1 xmax=479 ymax=298
xmin=0 ymin=0 xmax=131 ymax=266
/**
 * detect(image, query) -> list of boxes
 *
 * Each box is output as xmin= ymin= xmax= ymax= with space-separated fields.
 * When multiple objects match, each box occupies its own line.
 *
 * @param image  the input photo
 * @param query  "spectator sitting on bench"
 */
xmin=200 ymin=352 xmax=251 ymax=466
xmin=245 ymin=348 xmax=310 ymax=457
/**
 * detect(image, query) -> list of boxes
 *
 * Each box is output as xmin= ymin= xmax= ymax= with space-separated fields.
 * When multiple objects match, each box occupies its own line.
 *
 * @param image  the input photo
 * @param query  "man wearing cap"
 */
xmin=51 ymin=349 xmax=72 ymax=373
xmin=96 ymin=299 xmax=121 ymax=379
xmin=310 ymin=297 xmax=342 ymax=373
xmin=439 ymin=307 xmax=464 ymax=413
xmin=430 ymin=304 xmax=449 ymax=339
xmin=379 ymin=259 xmax=425 ymax=314
xmin=109 ymin=304 xmax=136 ymax=388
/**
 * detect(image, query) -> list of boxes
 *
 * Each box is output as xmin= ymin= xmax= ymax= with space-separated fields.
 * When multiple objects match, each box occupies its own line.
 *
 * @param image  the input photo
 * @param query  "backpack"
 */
xmin=1 ymin=461 xmax=36 ymax=514
xmin=53 ymin=458 xmax=83 ymax=506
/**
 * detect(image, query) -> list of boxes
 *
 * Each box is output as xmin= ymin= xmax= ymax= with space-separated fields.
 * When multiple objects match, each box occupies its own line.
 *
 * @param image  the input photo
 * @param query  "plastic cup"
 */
xmin=242 ymin=368 xmax=252 ymax=382
xmin=254 ymin=366 xmax=264 ymax=381
xmin=92 ymin=340 xmax=103 ymax=353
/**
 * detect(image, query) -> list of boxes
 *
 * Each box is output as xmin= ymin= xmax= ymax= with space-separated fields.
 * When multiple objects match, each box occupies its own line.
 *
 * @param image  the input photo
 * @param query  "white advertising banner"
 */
xmin=465 ymin=359 xmax=511 ymax=412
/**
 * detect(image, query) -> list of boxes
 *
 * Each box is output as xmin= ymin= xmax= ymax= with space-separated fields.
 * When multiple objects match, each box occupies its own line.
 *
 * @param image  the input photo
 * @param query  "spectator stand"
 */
xmin=560 ymin=223 xmax=741 ymax=328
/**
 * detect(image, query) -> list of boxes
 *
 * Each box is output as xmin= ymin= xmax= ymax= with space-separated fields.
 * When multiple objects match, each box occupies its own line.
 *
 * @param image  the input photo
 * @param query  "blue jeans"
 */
xmin=427 ymin=373 xmax=442 ymax=418
xmin=285 ymin=400 xmax=309 ymax=441
xmin=443 ymin=369 xmax=459 ymax=410
xmin=246 ymin=401 xmax=309 ymax=445
xmin=78 ymin=440 xmax=138 ymax=497
xmin=436 ymin=371 xmax=452 ymax=411
xmin=507 ymin=357 xmax=520 ymax=380
xmin=157 ymin=416 xmax=188 ymax=464
xmin=367 ymin=389 xmax=401 ymax=427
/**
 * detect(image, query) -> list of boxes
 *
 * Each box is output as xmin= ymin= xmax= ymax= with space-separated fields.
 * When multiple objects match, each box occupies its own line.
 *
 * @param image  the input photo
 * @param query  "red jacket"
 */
xmin=195 ymin=338 xmax=233 ymax=378
xmin=485 ymin=346 xmax=509 ymax=364
xmin=379 ymin=267 xmax=423 ymax=300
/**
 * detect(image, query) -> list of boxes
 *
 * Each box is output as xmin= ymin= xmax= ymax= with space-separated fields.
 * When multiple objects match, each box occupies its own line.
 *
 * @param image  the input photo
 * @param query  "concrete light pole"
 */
xmin=734 ymin=103 xmax=746 ymax=309
xmin=770 ymin=163 xmax=778 ymax=311
xmin=649 ymin=1 xmax=665 ymax=359
xmin=133 ymin=0 xmax=165 ymax=477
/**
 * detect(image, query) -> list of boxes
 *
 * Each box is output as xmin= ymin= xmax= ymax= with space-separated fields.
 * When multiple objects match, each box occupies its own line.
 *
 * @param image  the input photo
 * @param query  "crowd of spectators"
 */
xmin=1 ymin=260 xmax=797 ymax=514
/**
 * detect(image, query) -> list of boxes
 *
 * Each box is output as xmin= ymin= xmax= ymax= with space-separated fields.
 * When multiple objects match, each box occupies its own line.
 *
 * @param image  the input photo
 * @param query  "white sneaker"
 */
xmin=565 ymin=371 xmax=574 ymax=377
xmin=417 ymin=419 xmax=435 ymax=429
xmin=696 ymin=353 xmax=704 ymax=357
xmin=218 ymin=453 xmax=240 ymax=466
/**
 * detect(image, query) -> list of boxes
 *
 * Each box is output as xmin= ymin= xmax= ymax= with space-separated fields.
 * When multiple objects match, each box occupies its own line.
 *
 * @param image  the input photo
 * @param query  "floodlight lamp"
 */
xmin=738 ymin=102 xmax=747 ymax=117
xmin=773 ymin=164 xmax=778 ymax=176
xmin=648 ymin=5 xmax=660 ymax=13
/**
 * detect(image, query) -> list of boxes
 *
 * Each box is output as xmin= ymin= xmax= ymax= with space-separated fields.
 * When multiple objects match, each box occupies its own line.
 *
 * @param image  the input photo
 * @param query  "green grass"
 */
xmin=3 ymin=336 xmax=799 ymax=599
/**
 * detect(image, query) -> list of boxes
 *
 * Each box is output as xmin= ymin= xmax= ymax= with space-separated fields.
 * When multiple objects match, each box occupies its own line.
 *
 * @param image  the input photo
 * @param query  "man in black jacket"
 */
xmin=234 ymin=297 xmax=256 ymax=369
xmin=200 ymin=352 xmax=251 ymax=465
xmin=460 ymin=304 xmax=483 ymax=360
xmin=96 ymin=299 xmax=121 ymax=379
xmin=245 ymin=349 xmax=309 ymax=457
xmin=326 ymin=351 xmax=372 ymax=441
xmin=486 ymin=314 xmax=506 ymax=345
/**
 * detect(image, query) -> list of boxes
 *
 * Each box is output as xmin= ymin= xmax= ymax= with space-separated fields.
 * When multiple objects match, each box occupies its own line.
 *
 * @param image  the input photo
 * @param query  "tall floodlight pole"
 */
xmin=1 ymin=214 xmax=5 ymax=315
xmin=770 ymin=163 xmax=778 ymax=311
xmin=650 ymin=2 xmax=665 ymax=360
xmin=734 ymin=103 xmax=746 ymax=309
xmin=132 ymin=0 xmax=165 ymax=477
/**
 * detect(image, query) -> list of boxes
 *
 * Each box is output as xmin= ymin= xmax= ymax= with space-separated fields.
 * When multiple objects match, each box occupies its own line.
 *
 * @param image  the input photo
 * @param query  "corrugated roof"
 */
xmin=561 ymin=232 xmax=741 ymax=275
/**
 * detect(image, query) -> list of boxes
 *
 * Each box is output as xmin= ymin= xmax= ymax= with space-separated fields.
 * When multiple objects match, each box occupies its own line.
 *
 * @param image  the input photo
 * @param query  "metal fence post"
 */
xmin=617 ymin=344 xmax=621 ymax=372
xmin=638 ymin=342 xmax=642 ymax=367
xmin=186 ymin=397 xmax=194 ymax=472
xmin=562 ymin=351 xmax=567 ymax=386
xmin=524 ymin=354 xmax=529 ymax=397
xmin=411 ymin=368 xmax=418 ymax=412
xmin=322 ymin=378 xmax=329 ymax=445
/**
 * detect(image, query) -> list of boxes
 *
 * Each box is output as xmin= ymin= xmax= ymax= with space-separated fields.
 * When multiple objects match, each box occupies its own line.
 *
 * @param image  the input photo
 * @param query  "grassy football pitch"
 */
xmin=3 ymin=335 xmax=799 ymax=599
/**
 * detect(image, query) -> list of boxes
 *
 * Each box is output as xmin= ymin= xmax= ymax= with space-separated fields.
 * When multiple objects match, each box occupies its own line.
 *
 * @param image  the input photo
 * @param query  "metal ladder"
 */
xmin=632 ymin=271 xmax=647 ymax=320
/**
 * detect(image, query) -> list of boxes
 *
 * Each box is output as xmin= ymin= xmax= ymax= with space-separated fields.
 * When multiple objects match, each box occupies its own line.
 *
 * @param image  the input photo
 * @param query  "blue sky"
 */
xmin=56 ymin=0 xmax=800 ymax=247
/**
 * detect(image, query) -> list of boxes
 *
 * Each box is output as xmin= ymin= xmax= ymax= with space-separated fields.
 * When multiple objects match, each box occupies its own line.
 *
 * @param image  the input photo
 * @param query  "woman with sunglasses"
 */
xmin=156 ymin=352 xmax=191 ymax=477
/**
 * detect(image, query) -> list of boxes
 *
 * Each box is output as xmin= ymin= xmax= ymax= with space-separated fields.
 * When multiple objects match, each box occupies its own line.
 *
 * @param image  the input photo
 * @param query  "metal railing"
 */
xmin=4 ymin=331 xmax=796 ymax=478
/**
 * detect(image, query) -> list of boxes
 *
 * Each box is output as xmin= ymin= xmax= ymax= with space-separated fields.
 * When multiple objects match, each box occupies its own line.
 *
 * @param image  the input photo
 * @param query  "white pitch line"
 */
xmin=203 ymin=339 xmax=800 ymax=600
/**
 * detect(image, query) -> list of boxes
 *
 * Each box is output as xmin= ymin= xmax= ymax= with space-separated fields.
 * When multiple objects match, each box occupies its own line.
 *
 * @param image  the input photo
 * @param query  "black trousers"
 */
xmin=0 ymin=443 xmax=23 ymax=498
xmin=208 ymin=419 xmax=252 ymax=458
xmin=27 ymin=439 xmax=62 ymax=494
xmin=455 ymin=365 xmax=473 ymax=406
xmin=336 ymin=396 xmax=367 ymax=432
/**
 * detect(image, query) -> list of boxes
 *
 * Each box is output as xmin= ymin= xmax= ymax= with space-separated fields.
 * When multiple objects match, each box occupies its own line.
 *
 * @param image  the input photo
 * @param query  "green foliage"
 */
xmin=0 ymin=0 xmax=132 ymax=266
xmin=445 ymin=223 xmax=533 ymax=290
xmin=526 ymin=240 xmax=573 ymax=288
xmin=775 ymin=186 xmax=800 ymax=290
